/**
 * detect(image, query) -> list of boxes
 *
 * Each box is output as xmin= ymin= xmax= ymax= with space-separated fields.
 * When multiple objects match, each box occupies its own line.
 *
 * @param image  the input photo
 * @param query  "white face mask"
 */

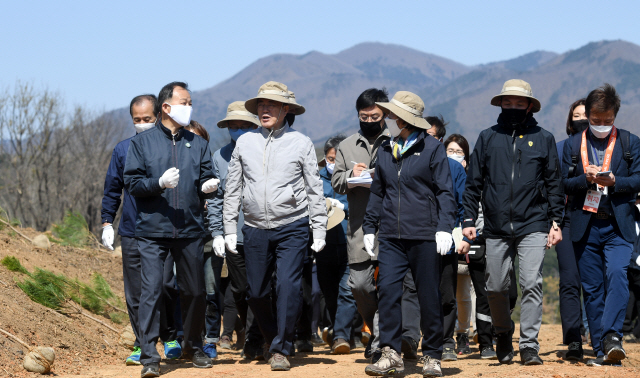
xmin=165 ymin=103 xmax=192 ymax=127
xmin=326 ymin=162 xmax=335 ymax=174
xmin=590 ymin=123 xmax=613 ymax=138
xmin=387 ymin=118 xmax=403 ymax=138
xmin=134 ymin=122 xmax=155 ymax=134
xmin=448 ymin=154 xmax=465 ymax=164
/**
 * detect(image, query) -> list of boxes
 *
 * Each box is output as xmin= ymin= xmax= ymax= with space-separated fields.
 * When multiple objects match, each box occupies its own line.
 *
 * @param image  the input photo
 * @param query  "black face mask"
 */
xmin=571 ymin=119 xmax=589 ymax=135
xmin=501 ymin=108 xmax=529 ymax=128
xmin=360 ymin=120 xmax=384 ymax=138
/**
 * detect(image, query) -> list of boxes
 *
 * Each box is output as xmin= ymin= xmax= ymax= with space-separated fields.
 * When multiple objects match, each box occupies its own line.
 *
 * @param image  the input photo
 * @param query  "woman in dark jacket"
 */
xmin=362 ymin=91 xmax=456 ymax=378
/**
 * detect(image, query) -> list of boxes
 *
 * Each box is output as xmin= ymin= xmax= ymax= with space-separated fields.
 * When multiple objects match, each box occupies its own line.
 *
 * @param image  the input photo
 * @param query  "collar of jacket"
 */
xmin=319 ymin=166 xmax=331 ymax=180
xmin=356 ymin=126 xmax=390 ymax=148
xmin=260 ymin=121 xmax=289 ymax=138
xmin=496 ymin=113 xmax=538 ymax=132
xmin=157 ymin=121 xmax=184 ymax=140
xmin=385 ymin=129 xmax=427 ymax=154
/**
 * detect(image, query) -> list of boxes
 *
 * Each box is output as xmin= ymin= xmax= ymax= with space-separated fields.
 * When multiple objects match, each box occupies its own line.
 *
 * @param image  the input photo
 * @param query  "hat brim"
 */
xmin=375 ymin=102 xmax=431 ymax=130
xmin=325 ymin=198 xmax=345 ymax=231
xmin=490 ymin=92 xmax=541 ymax=113
xmin=217 ymin=115 xmax=261 ymax=129
xmin=245 ymin=95 xmax=304 ymax=115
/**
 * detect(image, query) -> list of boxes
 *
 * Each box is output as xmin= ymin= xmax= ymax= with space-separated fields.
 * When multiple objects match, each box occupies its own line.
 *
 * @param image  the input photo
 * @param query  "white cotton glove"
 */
xmin=363 ymin=234 xmax=375 ymax=257
xmin=311 ymin=239 xmax=326 ymax=253
xmin=436 ymin=231 xmax=453 ymax=255
xmin=225 ymin=234 xmax=238 ymax=254
xmin=159 ymin=167 xmax=180 ymax=189
xmin=329 ymin=198 xmax=345 ymax=210
xmin=101 ymin=224 xmax=114 ymax=251
xmin=213 ymin=235 xmax=226 ymax=257
xmin=202 ymin=178 xmax=220 ymax=194
xmin=636 ymin=255 xmax=640 ymax=267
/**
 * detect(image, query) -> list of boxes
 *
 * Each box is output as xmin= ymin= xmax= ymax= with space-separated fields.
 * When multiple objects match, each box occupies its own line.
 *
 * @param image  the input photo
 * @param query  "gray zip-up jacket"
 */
xmin=223 ymin=123 xmax=327 ymax=240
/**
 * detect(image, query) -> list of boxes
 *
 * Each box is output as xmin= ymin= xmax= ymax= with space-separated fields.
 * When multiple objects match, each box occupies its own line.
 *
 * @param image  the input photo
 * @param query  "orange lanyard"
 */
xmin=580 ymin=126 xmax=617 ymax=190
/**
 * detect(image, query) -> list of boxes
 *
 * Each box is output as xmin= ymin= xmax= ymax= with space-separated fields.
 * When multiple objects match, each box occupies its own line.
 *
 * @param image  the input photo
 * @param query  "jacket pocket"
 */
xmin=270 ymin=185 xmax=298 ymax=219
xmin=242 ymin=186 xmax=261 ymax=220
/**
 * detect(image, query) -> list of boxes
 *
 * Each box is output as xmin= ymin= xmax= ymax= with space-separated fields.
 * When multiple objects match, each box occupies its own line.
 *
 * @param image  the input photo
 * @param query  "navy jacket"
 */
xmin=463 ymin=115 xmax=564 ymax=239
xmin=207 ymin=141 xmax=245 ymax=244
xmin=124 ymin=122 xmax=216 ymax=238
xmin=448 ymin=157 xmax=466 ymax=227
xmin=363 ymin=131 xmax=456 ymax=241
xmin=101 ymin=137 xmax=137 ymax=238
xmin=320 ymin=167 xmax=348 ymax=245
xmin=562 ymin=129 xmax=640 ymax=243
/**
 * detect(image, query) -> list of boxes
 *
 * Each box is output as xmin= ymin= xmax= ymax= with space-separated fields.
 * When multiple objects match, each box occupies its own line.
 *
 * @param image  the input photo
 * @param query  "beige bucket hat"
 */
xmin=245 ymin=81 xmax=304 ymax=115
xmin=325 ymin=198 xmax=345 ymax=231
xmin=376 ymin=91 xmax=431 ymax=130
xmin=287 ymin=91 xmax=306 ymax=115
xmin=217 ymin=101 xmax=261 ymax=128
xmin=490 ymin=79 xmax=541 ymax=113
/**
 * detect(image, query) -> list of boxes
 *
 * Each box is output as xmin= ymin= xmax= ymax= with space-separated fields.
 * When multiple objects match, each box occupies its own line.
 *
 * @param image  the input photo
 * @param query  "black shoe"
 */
xmin=603 ymin=333 xmax=626 ymax=362
xmin=495 ymin=332 xmax=514 ymax=364
xmin=456 ymin=333 xmax=471 ymax=355
xmin=352 ymin=336 xmax=365 ymax=349
xmin=242 ymin=342 xmax=264 ymax=360
xmin=192 ymin=350 xmax=213 ymax=368
xmin=401 ymin=336 xmax=419 ymax=360
xmin=370 ymin=348 xmax=383 ymax=364
xmin=364 ymin=336 xmax=374 ymax=359
xmin=262 ymin=343 xmax=272 ymax=362
xmin=564 ymin=341 xmax=583 ymax=361
xmin=520 ymin=347 xmax=543 ymax=366
xmin=295 ymin=339 xmax=313 ymax=353
xmin=311 ymin=333 xmax=325 ymax=346
xmin=586 ymin=355 xmax=622 ymax=367
xmin=441 ymin=347 xmax=457 ymax=361
xmin=480 ymin=346 xmax=498 ymax=360
xmin=141 ymin=363 xmax=160 ymax=378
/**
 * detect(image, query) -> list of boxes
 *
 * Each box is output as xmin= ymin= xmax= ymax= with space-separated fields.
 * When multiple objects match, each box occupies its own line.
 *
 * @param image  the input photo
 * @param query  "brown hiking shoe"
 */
xmin=269 ymin=353 xmax=290 ymax=371
xmin=331 ymin=338 xmax=351 ymax=355
xmin=365 ymin=346 xmax=404 ymax=376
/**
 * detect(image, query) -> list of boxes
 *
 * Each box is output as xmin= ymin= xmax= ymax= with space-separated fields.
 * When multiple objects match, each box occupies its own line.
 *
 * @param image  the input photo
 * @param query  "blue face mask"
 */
xmin=229 ymin=128 xmax=250 ymax=141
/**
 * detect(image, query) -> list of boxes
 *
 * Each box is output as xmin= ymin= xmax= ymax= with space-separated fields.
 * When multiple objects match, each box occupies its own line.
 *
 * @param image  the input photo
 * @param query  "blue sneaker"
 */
xmin=164 ymin=340 xmax=182 ymax=360
xmin=125 ymin=346 xmax=141 ymax=365
xmin=203 ymin=343 xmax=218 ymax=359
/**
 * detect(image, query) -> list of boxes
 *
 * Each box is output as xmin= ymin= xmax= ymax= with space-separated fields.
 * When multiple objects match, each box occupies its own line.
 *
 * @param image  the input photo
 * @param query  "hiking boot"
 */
xmin=311 ymin=333 xmax=325 ymax=346
xmin=365 ymin=346 xmax=404 ymax=376
xmin=520 ymin=347 xmax=543 ymax=366
xmin=141 ymin=363 xmax=160 ymax=378
xmin=495 ymin=332 xmax=514 ymax=364
xmin=564 ymin=341 xmax=583 ymax=361
xmin=163 ymin=340 xmax=182 ymax=360
xmin=480 ymin=346 xmax=497 ymax=360
xmin=401 ymin=336 xmax=419 ymax=360
xmin=295 ymin=339 xmax=313 ymax=353
xmin=192 ymin=350 xmax=213 ymax=368
xmin=242 ymin=342 xmax=263 ymax=361
xmin=603 ymin=333 xmax=626 ymax=362
xmin=331 ymin=338 xmax=351 ymax=355
xmin=441 ymin=347 xmax=457 ymax=361
xmin=456 ymin=333 xmax=471 ymax=355
xmin=269 ymin=353 xmax=290 ymax=371
xmin=202 ymin=343 xmax=218 ymax=359
xmin=218 ymin=336 xmax=232 ymax=350
xmin=126 ymin=346 xmax=142 ymax=365
xmin=262 ymin=343 xmax=272 ymax=362
xmin=421 ymin=356 xmax=443 ymax=377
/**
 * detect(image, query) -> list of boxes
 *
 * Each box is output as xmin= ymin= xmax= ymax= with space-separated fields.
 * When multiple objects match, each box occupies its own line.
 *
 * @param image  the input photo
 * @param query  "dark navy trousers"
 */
xmin=242 ymin=217 xmax=309 ymax=356
xmin=377 ymin=238 xmax=443 ymax=359
xmin=574 ymin=217 xmax=632 ymax=357
xmin=555 ymin=220 xmax=584 ymax=345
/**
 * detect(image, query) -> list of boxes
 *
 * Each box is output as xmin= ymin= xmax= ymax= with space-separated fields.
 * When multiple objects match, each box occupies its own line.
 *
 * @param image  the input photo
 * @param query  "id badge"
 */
xmin=583 ymin=189 xmax=602 ymax=213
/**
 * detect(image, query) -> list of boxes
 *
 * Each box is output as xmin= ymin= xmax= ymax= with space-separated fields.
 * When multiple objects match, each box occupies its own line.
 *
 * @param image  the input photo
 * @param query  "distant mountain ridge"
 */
xmin=108 ymin=40 xmax=640 ymax=151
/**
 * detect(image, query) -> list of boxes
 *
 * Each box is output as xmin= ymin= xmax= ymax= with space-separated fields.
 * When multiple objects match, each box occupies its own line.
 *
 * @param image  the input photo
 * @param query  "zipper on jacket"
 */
xmin=172 ymin=135 xmax=178 ymax=238
xmin=509 ymin=129 xmax=517 ymax=237
xmin=263 ymin=129 xmax=275 ymax=229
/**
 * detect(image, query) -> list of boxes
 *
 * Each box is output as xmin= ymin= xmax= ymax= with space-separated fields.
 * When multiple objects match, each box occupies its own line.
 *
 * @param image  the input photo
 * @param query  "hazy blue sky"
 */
xmin=2 ymin=0 xmax=639 ymax=111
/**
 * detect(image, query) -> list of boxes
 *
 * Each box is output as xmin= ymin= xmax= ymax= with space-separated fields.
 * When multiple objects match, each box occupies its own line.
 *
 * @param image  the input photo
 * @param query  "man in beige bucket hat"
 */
xmin=462 ymin=79 xmax=564 ymax=366
xmin=223 ymin=81 xmax=327 ymax=371
xmin=206 ymin=101 xmax=263 ymax=359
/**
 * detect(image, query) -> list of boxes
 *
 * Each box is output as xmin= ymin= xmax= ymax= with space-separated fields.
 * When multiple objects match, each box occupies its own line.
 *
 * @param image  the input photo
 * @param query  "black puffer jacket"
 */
xmin=462 ymin=114 xmax=563 ymax=239
xmin=124 ymin=122 xmax=216 ymax=238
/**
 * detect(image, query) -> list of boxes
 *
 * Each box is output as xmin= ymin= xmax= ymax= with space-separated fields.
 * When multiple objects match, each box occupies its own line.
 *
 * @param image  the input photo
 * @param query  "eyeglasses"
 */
xmin=358 ymin=114 xmax=383 ymax=122
xmin=446 ymin=148 xmax=464 ymax=155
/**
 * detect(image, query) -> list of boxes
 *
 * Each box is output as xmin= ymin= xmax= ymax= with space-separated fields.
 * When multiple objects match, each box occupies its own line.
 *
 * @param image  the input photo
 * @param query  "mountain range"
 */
xmin=110 ymin=40 xmax=640 ymax=151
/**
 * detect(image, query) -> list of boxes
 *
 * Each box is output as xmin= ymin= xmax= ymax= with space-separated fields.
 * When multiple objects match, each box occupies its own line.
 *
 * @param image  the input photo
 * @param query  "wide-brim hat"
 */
xmin=326 ymin=198 xmax=345 ymax=231
xmin=376 ymin=91 xmax=431 ymax=130
xmin=245 ymin=81 xmax=304 ymax=115
xmin=490 ymin=79 xmax=541 ymax=113
xmin=288 ymin=91 xmax=305 ymax=115
xmin=217 ymin=101 xmax=261 ymax=128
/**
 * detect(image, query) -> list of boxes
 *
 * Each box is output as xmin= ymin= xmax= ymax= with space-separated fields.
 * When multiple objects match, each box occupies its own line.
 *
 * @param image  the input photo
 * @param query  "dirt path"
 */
xmin=58 ymin=325 xmax=639 ymax=378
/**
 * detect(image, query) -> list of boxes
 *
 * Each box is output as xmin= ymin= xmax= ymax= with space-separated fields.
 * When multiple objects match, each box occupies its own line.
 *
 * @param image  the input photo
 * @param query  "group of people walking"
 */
xmin=100 ymin=77 xmax=640 ymax=378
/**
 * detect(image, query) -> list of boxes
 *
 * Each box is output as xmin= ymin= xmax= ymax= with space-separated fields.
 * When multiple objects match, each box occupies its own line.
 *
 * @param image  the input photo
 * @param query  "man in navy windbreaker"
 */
xmin=124 ymin=82 xmax=219 ymax=377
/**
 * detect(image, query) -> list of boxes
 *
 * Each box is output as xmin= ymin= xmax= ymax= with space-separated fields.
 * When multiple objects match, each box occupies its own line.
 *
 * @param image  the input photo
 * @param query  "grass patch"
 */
xmin=109 ymin=312 xmax=127 ymax=324
xmin=51 ymin=211 xmax=91 ymax=247
xmin=1 ymin=255 xmax=29 ymax=274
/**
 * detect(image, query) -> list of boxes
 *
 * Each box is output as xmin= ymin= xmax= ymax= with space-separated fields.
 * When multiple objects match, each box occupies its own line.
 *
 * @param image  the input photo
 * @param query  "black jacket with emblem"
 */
xmin=462 ymin=114 xmax=564 ymax=239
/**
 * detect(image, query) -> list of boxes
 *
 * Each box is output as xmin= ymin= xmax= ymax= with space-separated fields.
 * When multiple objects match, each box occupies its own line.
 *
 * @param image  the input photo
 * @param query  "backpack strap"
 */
xmin=568 ymin=134 xmax=581 ymax=177
xmin=619 ymin=129 xmax=633 ymax=166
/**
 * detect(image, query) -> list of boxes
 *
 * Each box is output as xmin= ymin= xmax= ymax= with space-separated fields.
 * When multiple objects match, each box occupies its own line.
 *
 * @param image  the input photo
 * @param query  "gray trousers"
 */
xmin=485 ymin=232 xmax=547 ymax=351
xmin=349 ymin=260 xmax=380 ymax=350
